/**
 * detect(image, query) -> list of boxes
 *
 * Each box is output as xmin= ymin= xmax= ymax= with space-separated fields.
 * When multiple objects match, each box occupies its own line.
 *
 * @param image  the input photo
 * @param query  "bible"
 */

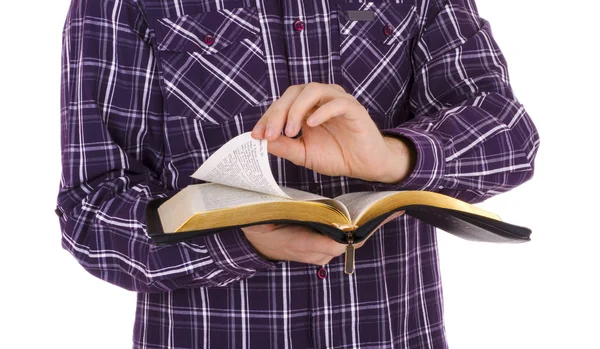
xmin=146 ymin=132 xmax=532 ymax=274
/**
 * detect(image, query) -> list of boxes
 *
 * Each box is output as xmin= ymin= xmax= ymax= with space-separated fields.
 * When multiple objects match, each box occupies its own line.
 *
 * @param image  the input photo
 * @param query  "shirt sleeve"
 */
xmin=372 ymin=0 xmax=540 ymax=203
xmin=56 ymin=0 xmax=276 ymax=293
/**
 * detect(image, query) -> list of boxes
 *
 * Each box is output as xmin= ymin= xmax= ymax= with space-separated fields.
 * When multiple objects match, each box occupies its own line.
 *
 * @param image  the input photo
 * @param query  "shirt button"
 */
xmin=383 ymin=24 xmax=394 ymax=37
xmin=293 ymin=20 xmax=305 ymax=31
xmin=204 ymin=34 xmax=215 ymax=46
xmin=309 ymin=182 xmax=321 ymax=194
xmin=317 ymin=267 xmax=328 ymax=279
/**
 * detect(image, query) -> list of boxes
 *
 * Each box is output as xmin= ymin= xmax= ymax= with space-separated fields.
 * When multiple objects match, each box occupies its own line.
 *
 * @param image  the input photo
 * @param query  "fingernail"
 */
xmin=307 ymin=117 xmax=316 ymax=126
xmin=265 ymin=126 xmax=275 ymax=138
xmin=285 ymin=123 xmax=296 ymax=136
xmin=252 ymin=124 xmax=264 ymax=138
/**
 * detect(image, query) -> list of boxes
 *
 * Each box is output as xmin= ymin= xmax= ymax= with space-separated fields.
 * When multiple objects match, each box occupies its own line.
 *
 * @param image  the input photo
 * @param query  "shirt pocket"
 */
xmin=155 ymin=6 xmax=268 ymax=124
xmin=336 ymin=2 xmax=419 ymax=118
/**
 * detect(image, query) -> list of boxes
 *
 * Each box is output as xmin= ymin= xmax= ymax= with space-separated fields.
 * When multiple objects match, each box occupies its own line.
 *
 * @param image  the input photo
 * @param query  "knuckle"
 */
xmin=267 ymin=105 xmax=284 ymax=118
xmin=342 ymin=94 xmax=359 ymax=105
xmin=335 ymin=97 xmax=352 ymax=110
xmin=305 ymin=82 xmax=323 ymax=92
xmin=332 ymin=83 xmax=346 ymax=92
xmin=289 ymin=84 xmax=305 ymax=94
xmin=287 ymin=108 xmax=302 ymax=121
xmin=267 ymin=116 xmax=287 ymax=127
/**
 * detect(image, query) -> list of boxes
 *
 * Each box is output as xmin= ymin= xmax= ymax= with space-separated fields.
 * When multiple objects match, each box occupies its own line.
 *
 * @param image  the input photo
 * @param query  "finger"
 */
xmin=241 ymin=223 xmax=278 ymax=234
xmin=252 ymin=85 xmax=304 ymax=140
xmin=284 ymin=106 xmax=317 ymax=138
xmin=267 ymin=135 xmax=306 ymax=167
xmin=305 ymin=97 xmax=359 ymax=127
xmin=253 ymin=85 xmax=305 ymax=141
xmin=310 ymin=234 xmax=346 ymax=258
xmin=251 ymin=118 xmax=267 ymax=139
xmin=285 ymin=225 xmax=346 ymax=257
xmin=288 ymin=83 xmax=349 ymax=128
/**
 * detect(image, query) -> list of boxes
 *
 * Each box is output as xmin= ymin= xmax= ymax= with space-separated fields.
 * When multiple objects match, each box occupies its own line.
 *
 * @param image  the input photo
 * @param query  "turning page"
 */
xmin=191 ymin=133 xmax=291 ymax=198
xmin=189 ymin=132 xmax=349 ymax=219
xmin=189 ymin=183 xmax=291 ymax=212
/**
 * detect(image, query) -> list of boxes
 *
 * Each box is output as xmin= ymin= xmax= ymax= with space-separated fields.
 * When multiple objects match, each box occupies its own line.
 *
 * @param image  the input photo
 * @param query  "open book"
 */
xmin=146 ymin=133 xmax=531 ymax=274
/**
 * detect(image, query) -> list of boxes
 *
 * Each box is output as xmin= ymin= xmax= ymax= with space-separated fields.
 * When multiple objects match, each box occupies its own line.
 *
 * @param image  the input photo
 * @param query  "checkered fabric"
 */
xmin=57 ymin=0 xmax=539 ymax=347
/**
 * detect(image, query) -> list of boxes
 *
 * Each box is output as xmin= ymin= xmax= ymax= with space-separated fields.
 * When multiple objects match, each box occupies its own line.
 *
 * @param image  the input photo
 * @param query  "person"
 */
xmin=56 ymin=0 xmax=540 ymax=347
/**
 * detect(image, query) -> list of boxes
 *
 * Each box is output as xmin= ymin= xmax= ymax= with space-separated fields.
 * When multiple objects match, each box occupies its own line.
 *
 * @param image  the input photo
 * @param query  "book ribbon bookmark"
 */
xmin=333 ymin=223 xmax=358 ymax=275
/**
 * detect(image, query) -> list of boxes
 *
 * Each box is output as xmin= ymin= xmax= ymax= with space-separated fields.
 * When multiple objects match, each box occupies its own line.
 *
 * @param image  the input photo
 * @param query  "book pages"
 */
xmin=189 ymin=183 xmax=289 ymax=212
xmin=191 ymin=133 xmax=291 ymax=198
xmin=281 ymin=187 xmax=351 ymax=219
xmin=335 ymin=191 xmax=399 ymax=223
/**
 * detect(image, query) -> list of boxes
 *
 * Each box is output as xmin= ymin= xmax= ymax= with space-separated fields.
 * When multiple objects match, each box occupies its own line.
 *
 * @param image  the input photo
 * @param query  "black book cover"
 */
xmin=145 ymin=197 xmax=531 ymax=245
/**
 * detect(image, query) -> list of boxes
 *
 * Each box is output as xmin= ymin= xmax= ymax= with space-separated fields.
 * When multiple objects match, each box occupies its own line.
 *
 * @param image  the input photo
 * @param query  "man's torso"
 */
xmin=133 ymin=0 xmax=446 ymax=347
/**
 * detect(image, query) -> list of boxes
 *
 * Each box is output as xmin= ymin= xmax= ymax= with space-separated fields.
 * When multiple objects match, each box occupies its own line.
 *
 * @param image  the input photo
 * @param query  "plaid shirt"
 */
xmin=57 ymin=0 xmax=539 ymax=347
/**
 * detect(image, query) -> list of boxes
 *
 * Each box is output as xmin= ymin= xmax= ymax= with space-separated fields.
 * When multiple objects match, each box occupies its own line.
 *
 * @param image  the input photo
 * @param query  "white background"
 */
xmin=1 ymin=0 xmax=598 ymax=348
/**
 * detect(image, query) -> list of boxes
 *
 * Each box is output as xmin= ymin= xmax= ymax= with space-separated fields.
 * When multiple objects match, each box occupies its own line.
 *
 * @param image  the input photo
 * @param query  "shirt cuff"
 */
xmin=205 ymin=228 xmax=277 ymax=277
xmin=368 ymin=127 xmax=446 ymax=191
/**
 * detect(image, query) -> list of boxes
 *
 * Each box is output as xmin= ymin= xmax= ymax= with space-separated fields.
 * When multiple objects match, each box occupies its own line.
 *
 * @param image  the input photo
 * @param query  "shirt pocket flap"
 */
xmin=155 ymin=7 xmax=261 ymax=54
xmin=337 ymin=2 xmax=419 ymax=45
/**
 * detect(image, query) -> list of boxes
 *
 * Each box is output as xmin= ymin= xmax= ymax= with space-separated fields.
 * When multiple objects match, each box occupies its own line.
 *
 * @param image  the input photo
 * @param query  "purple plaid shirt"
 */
xmin=56 ymin=0 xmax=539 ymax=347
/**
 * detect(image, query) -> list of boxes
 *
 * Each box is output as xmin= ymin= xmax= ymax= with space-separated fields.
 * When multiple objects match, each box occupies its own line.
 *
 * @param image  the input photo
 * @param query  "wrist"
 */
xmin=378 ymin=136 xmax=417 ymax=184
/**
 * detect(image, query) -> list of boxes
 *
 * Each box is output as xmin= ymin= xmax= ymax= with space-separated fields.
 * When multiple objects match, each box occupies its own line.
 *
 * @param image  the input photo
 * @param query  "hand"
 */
xmin=242 ymin=224 xmax=346 ymax=265
xmin=251 ymin=83 xmax=415 ymax=183
xmin=242 ymin=213 xmax=405 ymax=266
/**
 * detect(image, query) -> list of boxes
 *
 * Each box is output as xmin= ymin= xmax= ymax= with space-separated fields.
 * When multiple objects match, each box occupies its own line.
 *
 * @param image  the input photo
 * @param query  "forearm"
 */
xmin=58 ymin=0 xmax=275 ymax=292
xmin=58 ymin=178 xmax=276 ymax=292
xmin=369 ymin=93 xmax=538 ymax=203
xmin=366 ymin=0 xmax=539 ymax=202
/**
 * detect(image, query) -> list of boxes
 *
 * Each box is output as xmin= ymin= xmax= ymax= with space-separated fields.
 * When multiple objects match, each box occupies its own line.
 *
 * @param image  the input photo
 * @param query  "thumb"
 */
xmin=267 ymin=136 xmax=306 ymax=167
